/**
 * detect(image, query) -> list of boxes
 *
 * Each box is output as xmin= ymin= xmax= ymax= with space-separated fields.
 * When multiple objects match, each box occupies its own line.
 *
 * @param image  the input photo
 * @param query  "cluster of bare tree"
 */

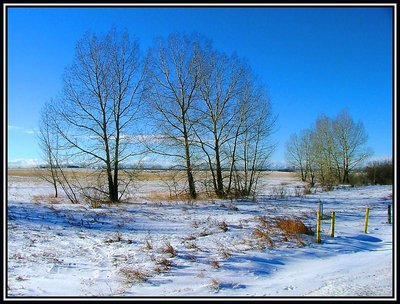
xmin=144 ymin=33 xmax=276 ymax=199
xmin=38 ymin=29 xmax=276 ymax=204
xmin=285 ymin=110 xmax=372 ymax=187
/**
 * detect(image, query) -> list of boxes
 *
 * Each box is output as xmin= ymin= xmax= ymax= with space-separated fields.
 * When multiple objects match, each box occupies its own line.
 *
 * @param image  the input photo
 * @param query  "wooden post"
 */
xmin=388 ymin=204 xmax=392 ymax=224
xmin=364 ymin=208 xmax=370 ymax=233
xmin=316 ymin=211 xmax=321 ymax=243
xmin=330 ymin=211 xmax=335 ymax=237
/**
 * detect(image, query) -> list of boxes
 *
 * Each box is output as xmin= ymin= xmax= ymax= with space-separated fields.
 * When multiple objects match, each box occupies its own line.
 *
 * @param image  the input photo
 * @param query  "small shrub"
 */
xmin=144 ymin=239 xmax=153 ymax=250
xmin=258 ymin=216 xmax=271 ymax=228
xmin=156 ymin=257 xmax=174 ymax=270
xmin=183 ymin=235 xmax=196 ymax=241
xmin=251 ymin=229 xmax=274 ymax=248
xmin=218 ymin=221 xmax=228 ymax=232
xmin=186 ymin=253 xmax=197 ymax=261
xmin=105 ymin=232 xmax=123 ymax=244
xmin=199 ymin=230 xmax=211 ymax=237
xmin=219 ymin=247 xmax=231 ymax=259
xmin=294 ymin=187 xmax=303 ymax=197
xmin=184 ymin=241 xmax=199 ymax=250
xmin=276 ymin=218 xmax=312 ymax=235
xmin=119 ymin=267 xmax=149 ymax=283
xmin=162 ymin=242 xmax=176 ymax=257
xmin=209 ymin=279 xmax=221 ymax=292
xmin=210 ymin=260 xmax=220 ymax=269
xmin=271 ymin=186 xmax=287 ymax=199
xmin=303 ymin=187 xmax=313 ymax=195
xmin=252 ymin=228 xmax=269 ymax=241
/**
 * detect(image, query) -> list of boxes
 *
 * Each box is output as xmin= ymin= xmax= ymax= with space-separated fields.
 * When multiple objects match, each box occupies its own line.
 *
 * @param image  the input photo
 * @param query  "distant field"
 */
xmin=7 ymin=168 xmax=297 ymax=181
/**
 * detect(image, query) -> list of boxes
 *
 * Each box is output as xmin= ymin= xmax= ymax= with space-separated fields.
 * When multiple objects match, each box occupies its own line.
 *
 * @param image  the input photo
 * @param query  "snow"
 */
xmin=6 ymin=172 xmax=395 ymax=299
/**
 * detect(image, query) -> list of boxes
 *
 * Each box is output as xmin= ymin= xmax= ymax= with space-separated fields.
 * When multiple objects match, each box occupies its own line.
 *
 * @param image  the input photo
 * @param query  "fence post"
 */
xmin=316 ymin=211 xmax=321 ymax=243
xmin=388 ymin=204 xmax=392 ymax=224
xmin=364 ymin=208 xmax=370 ymax=233
xmin=330 ymin=211 xmax=335 ymax=237
xmin=318 ymin=201 xmax=324 ymax=219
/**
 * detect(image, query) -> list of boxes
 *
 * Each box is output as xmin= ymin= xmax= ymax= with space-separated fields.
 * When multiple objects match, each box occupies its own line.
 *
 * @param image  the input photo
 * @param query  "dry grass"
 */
xmin=183 ymin=235 xmax=197 ymax=241
xmin=218 ymin=246 xmax=231 ymax=259
xmin=258 ymin=216 xmax=271 ymax=228
xmin=105 ymin=232 xmax=123 ymax=244
xmin=155 ymin=257 xmax=174 ymax=270
xmin=146 ymin=192 xmax=192 ymax=202
xmin=184 ymin=241 xmax=199 ymax=250
xmin=251 ymin=229 xmax=275 ymax=248
xmin=32 ymin=194 xmax=61 ymax=204
xmin=209 ymin=279 xmax=221 ymax=292
xmin=210 ymin=260 xmax=220 ymax=269
xmin=144 ymin=239 xmax=153 ymax=250
xmin=162 ymin=242 xmax=176 ymax=257
xmin=119 ymin=267 xmax=149 ymax=283
xmin=275 ymin=218 xmax=312 ymax=235
xmin=218 ymin=221 xmax=229 ymax=232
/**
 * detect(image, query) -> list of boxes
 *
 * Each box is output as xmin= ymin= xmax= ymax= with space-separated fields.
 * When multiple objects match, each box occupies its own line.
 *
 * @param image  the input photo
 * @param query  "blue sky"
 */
xmin=7 ymin=6 xmax=393 ymax=167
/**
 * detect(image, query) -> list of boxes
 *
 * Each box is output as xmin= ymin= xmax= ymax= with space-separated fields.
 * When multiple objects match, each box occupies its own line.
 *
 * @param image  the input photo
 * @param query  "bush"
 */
xmin=275 ymin=217 xmax=312 ymax=235
xmin=364 ymin=160 xmax=393 ymax=185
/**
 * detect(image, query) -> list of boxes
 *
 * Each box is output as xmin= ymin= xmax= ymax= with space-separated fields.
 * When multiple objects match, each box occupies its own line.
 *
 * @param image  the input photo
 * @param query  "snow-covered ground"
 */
xmin=6 ymin=172 xmax=395 ymax=298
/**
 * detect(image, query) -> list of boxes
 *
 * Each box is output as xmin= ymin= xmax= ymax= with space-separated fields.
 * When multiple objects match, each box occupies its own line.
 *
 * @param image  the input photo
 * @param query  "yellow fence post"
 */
xmin=330 ymin=211 xmax=335 ymax=238
xmin=364 ymin=208 xmax=370 ymax=233
xmin=316 ymin=211 xmax=321 ymax=243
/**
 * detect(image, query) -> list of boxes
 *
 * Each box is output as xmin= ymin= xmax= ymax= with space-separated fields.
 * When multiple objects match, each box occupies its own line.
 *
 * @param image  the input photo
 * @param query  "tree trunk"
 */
xmin=185 ymin=149 xmax=197 ymax=199
xmin=214 ymin=138 xmax=225 ymax=198
xmin=184 ymin=134 xmax=197 ymax=199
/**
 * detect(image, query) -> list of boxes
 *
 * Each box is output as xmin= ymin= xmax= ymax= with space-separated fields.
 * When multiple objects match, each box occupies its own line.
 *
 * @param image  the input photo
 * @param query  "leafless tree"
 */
xmin=333 ymin=110 xmax=372 ymax=183
xmin=145 ymin=33 xmax=204 ymax=199
xmin=285 ymin=129 xmax=317 ymax=186
xmin=38 ymin=100 xmax=79 ymax=203
xmin=54 ymin=28 xmax=146 ymax=203
xmin=312 ymin=115 xmax=340 ymax=185
xmin=228 ymin=78 xmax=276 ymax=197
xmin=286 ymin=110 xmax=372 ymax=187
xmin=38 ymin=100 xmax=59 ymax=198
xmin=193 ymin=49 xmax=245 ymax=198
xmin=285 ymin=133 xmax=307 ymax=182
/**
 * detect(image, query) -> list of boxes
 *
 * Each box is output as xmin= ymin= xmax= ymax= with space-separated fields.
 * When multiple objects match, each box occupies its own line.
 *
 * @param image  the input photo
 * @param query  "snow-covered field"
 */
xmin=6 ymin=171 xmax=395 ymax=299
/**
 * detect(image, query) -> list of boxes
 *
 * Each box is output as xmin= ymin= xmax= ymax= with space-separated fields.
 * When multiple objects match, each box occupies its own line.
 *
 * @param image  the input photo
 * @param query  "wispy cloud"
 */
xmin=8 ymin=125 xmax=38 ymax=135
xmin=8 ymin=158 xmax=44 ymax=168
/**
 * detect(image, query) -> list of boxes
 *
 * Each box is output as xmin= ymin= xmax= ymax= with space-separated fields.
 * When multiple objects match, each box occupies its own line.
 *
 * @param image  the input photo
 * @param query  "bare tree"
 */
xmin=312 ymin=115 xmax=339 ymax=186
xmin=54 ymin=28 xmax=145 ymax=203
xmin=193 ymin=49 xmax=245 ymax=198
xmin=145 ymin=33 xmax=204 ymax=199
xmin=38 ymin=100 xmax=59 ymax=198
xmin=285 ymin=129 xmax=317 ymax=186
xmin=287 ymin=110 xmax=372 ymax=187
xmin=285 ymin=133 xmax=307 ymax=182
xmin=333 ymin=110 xmax=372 ymax=183
xmin=229 ymin=78 xmax=276 ymax=197
xmin=38 ymin=100 xmax=79 ymax=203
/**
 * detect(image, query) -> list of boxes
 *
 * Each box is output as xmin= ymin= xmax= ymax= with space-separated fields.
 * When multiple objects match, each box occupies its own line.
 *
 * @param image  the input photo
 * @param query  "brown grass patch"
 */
xmin=32 ymin=194 xmax=61 ymax=204
xmin=156 ymin=257 xmax=174 ymax=271
xmin=184 ymin=241 xmax=199 ymax=250
xmin=218 ymin=221 xmax=229 ymax=232
xmin=119 ymin=267 xmax=149 ymax=283
xmin=210 ymin=260 xmax=220 ymax=269
xmin=162 ymin=242 xmax=176 ymax=257
xmin=251 ymin=229 xmax=275 ymax=248
xmin=144 ymin=239 xmax=153 ymax=250
xmin=275 ymin=218 xmax=312 ymax=235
